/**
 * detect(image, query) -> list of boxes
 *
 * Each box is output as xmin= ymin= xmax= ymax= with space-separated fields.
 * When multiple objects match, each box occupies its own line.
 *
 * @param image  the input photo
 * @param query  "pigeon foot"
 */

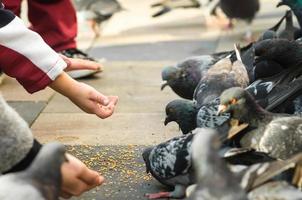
xmin=145 ymin=192 xmax=171 ymax=199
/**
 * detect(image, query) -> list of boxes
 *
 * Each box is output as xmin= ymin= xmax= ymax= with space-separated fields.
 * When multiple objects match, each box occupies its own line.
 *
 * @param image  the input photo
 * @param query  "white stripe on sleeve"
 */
xmin=0 ymin=16 xmax=67 ymax=80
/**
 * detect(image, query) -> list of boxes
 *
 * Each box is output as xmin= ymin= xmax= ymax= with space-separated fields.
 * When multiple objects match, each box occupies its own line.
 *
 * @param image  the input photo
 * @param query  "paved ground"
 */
xmin=0 ymin=0 xmax=289 ymax=199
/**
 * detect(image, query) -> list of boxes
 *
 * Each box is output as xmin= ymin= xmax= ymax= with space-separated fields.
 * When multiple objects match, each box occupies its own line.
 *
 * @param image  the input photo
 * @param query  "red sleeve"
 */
xmin=0 ymin=10 xmax=67 ymax=93
xmin=0 ymin=45 xmax=54 ymax=93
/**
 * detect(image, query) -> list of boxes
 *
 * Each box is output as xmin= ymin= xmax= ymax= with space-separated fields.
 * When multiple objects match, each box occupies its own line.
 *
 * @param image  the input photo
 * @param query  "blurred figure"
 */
xmin=73 ymin=0 xmax=123 ymax=37
xmin=151 ymin=0 xmax=202 ymax=17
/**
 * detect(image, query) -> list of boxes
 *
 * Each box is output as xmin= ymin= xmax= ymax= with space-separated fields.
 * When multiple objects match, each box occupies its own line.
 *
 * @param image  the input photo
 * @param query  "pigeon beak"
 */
xmin=276 ymin=2 xmax=284 ymax=7
xmin=164 ymin=116 xmax=172 ymax=126
xmin=217 ymin=105 xmax=227 ymax=115
xmin=161 ymin=81 xmax=169 ymax=91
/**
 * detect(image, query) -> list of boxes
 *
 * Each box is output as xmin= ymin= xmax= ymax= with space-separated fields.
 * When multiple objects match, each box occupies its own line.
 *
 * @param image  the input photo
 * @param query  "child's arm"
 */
xmin=0 ymin=8 xmax=66 ymax=93
xmin=0 ymin=8 xmax=118 ymax=118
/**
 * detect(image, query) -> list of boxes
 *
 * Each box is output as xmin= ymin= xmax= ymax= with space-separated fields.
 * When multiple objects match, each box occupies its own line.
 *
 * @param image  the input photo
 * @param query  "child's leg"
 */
xmin=27 ymin=0 xmax=78 ymax=51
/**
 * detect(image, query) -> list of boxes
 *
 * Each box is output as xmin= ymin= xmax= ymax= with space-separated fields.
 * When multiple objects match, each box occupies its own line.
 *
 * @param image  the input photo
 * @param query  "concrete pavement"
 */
xmin=0 ymin=0 xmax=289 ymax=199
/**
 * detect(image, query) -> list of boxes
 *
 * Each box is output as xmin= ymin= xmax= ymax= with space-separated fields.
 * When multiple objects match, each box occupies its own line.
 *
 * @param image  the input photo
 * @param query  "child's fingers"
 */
xmin=60 ymin=55 xmax=103 ymax=72
xmin=70 ymin=58 xmax=102 ymax=71
xmin=108 ymin=96 xmax=119 ymax=105
xmin=90 ymin=92 xmax=110 ymax=106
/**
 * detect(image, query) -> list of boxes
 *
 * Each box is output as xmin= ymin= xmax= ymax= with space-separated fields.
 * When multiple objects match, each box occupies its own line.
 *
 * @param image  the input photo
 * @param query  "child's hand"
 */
xmin=60 ymin=55 xmax=103 ymax=72
xmin=68 ymin=82 xmax=118 ymax=119
xmin=60 ymin=154 xmax=105 ymax=198
xmin=50 ymin=73 xmax=118 ymax=119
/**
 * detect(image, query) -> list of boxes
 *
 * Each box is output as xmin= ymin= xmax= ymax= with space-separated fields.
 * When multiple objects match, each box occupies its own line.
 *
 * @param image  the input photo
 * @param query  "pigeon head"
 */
xmin=277 ymin=0 xmax=302 ymax=31
xmin=218 ymin=87 xmax=260 ymax=121
xmin=277 ymin=0 xmax=302 ymax=8
xmin=161 ymin=56 xmax=211 ymax=99
xmin=142 ymin=147 xmax=153 ymax=173
xmin=258 ymin=30 xmax=277 ymax=41
xmin=161 ymin=66 xmax=179 ymax=89
xmin=165 ymin=99 xmax=198 ymax=134
xmin=27 ymin=142 xmax=67 ymax=189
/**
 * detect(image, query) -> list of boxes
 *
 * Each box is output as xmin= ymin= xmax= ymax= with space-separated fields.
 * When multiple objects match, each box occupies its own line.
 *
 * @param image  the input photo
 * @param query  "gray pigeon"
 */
xmin=161 ymin=51 xmax=232 ymax=99
xmin=164 ymin=44 xmax=250 ymax=134
xmin=218 ymin=87 xmax=302 ymax=159
xmin=189 ymin=128 xmax=248 ymax=200
xmin=0 ymin=142 xmax=67 ymax=200
xmin=189 ymin=129 xmax=302 ymax=200
xmin=193 ymin=44 xmax=249 ymax=107
xmin=142 ymin=133 xmax=195 ymax=199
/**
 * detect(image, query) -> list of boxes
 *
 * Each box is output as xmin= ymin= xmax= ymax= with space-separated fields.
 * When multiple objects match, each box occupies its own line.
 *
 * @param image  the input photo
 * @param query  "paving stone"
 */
xmin=7 ymin=101 xmax=47 ymax=126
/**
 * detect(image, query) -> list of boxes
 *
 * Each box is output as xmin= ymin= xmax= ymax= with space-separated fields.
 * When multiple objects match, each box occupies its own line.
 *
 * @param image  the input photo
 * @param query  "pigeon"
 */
xmin=142 ymin=133 xmax=195 ymax=199
xmin=151 ymin=0 xmax=202 ymax=17
xmin=257 ymin=11 xmax=286 ymax=42
xmin=165 ymin=52 xmax=302 ymax=135
xmin=253 ymin=38 xmax=302 ymax=80
xmin=189 ymin=129 xmax=302 ymax=199
xmin=237 ymin=152 xmax=302 ymax=192
xmin=188 ymin=128 xmax=247 ymax=200
xmin=163 ymin=44 xmax=254 ymax=133
xmin=161 ymin=51 xmax=231 ymax=99
xmin=143 ymin=128 xmax=302 ymax=199
xmin=218 ymin=87 xmax=302 ymax=159
xmin=253 ymin=59 xmax=284 ymax=80
xmin=161 ymin=43 xmax=255 ymax=99
xmin=164 ymin=99 xmax=198 ymax=134
xmin=193 ymin=44 xmax=249 ymax=106
xmin=277 ymin=10 xmax=301 ymax=40
xmin=277 ymin=0 xmax=302 ymax=30
xmin=142 ymin=129 xmax=257 ymax=199
xmin=0 ymin=142 xmax=67 ymax=200
xmin=73 ymin=0 xmax=122 ymax=37
xmin=218 ymin=0 xmax=260 ymax=41
xmin=254 ymin=39 xmax=302 ymax=67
